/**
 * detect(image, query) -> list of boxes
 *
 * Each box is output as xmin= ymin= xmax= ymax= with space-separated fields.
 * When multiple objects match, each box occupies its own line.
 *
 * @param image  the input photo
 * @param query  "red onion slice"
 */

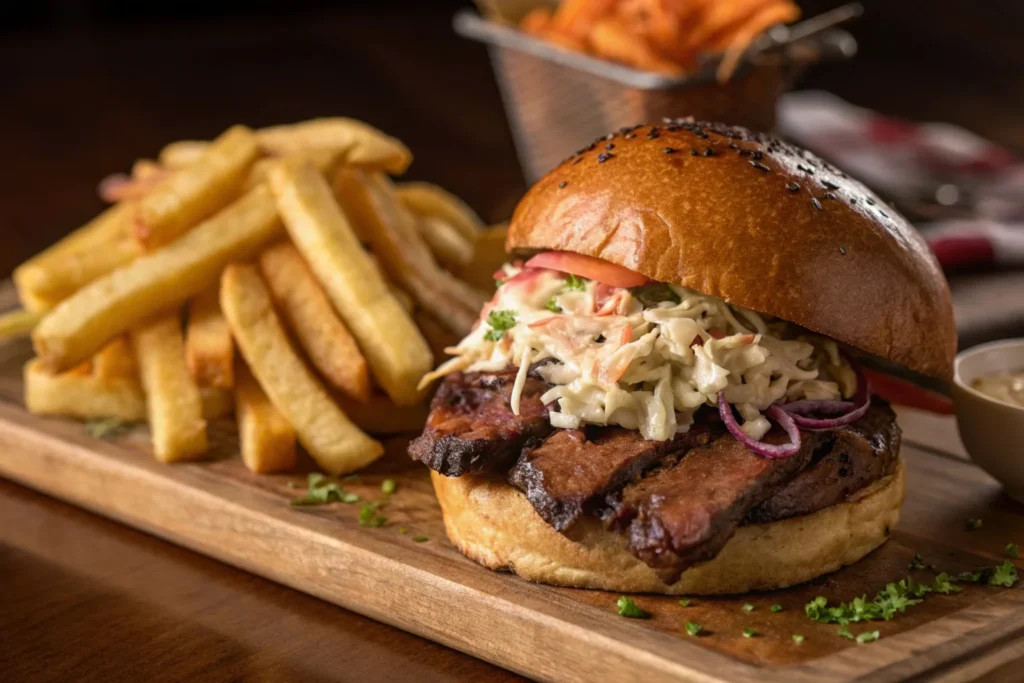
xmin=718 ymin=392 xmax=801 ymax=459
xmin=781 ymin=365 xmax=871 ymax=430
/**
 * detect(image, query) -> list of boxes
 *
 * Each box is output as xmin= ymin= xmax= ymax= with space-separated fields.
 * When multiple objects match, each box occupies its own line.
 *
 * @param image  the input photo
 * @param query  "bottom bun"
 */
xmin=432 ymin=460 xmax=905 ymax=595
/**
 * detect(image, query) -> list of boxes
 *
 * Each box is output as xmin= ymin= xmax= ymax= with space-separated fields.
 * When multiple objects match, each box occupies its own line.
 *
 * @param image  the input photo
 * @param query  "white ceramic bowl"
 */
xmin=952 ymin=338 xmax=1024 ymax=503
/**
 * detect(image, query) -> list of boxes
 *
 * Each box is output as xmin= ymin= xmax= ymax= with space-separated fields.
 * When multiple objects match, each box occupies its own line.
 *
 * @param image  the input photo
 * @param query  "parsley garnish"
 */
xmin=84 ymin=417 xmax=133 ymax=440
xmin=742 ymin=603 xmax=754 ymax=612
xmin=545 ymin=297 xmax=563 ymax=313
xmin=290 ymin=472 xmax=360 ymax=506
xmin=484 ymin=309 xmax=517 ymax=342
xmin=908 ymin=553 xmax=925 ymax=570
xmin=399 ymin=527 xmax=409 ymax=534
xmin=679 ymin=599 xmax=691 ymax=607
xmin=742 ymin=628 xmax=756 ymax=638
xmin=630 ymin=283 xmax=681 ymax=307
xmin=381 ymin=479 xmax=396 ymax=495
xmin=836 ymin=625 xmax=854 ymax=640
xmin=770 ymin=604 xmax=783 ymax=613
xmin=685 ymin=622 xmax=703 ymax=636
xmin=965 ymin=517 xmax=983 ymax=531
xmin=932 ymin=573 xmax=962 ymax=594
xmin=989 ymin=561 xmax=1019 ymax=587
xmin=1006 ymin=543 xmax=1019 ymax=559
xmin=412 ymin=535 xmax=428 ymax=543
xmin=565 ymin=273 xmax=587 ymax=291
xmin=358 ymin=501 xmax=387 ymax=527
xmin=856 ymin=630 xmax=881 ymax=644
xmin=792 ymin=634 xmax=805 ymax=644
xmin=616 ymin=596 xmax=650 ymax=619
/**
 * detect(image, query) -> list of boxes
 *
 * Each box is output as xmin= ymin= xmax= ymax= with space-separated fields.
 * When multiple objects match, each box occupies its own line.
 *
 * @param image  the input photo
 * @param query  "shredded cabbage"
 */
xmin=420 ymin=263 xmax=854 ymax=441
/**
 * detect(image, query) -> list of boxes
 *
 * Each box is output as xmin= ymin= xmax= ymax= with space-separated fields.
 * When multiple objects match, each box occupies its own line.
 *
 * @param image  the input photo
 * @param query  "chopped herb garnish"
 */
xmin=679 ymin=599 xmax=691 ymax=607
xmin=412 ymin=535 xmax=429 ymax=543
xmin=1006 ymin=543 xmax=1019 ymax=559
xmin=685 ymin=622 xmax=703 ymax=636
xmin=908 ymin=553 xmax=925 ymax=570
xmin=381 ymin=479 xmax=396 ymax=495
xmin=358 ymin=502 xmax=387 ymax=527
xmin=989 ymin=561 xmax=1019 ymax=587
xmin=399 ymin=527 xmax=409 ymax=534
xmin=770 ymin=604 xmax=783 ymax=613
xmin=545 ymin=298 xmax=563 ymax=313
xmin=932 ymin=573 xmax=961 ymax=594
xmin=856 ymin=630 xmax=881 ymax=644
xmin=630 ymin=283 xmax=681 ymax=307
xmin=792 ymin=634 xmax=805 ymax=644
xmin=290 ymin=472 xmax=359 ymax=506
xmin=836 ymin=625 xmax=854 ymax=640
xmin=341 ymin=492 xmax=360 ymax=503
xmin=565 ymin=273 xmax=587 ymax=291
xmin=484 ymin=309 xmax=517 ymax=342
xmin=742 ymin=603 xmax=755 ymax=612
xmin=84 ymin=417 xmax=133 ymax=440
xmin=616 ymin=596 xmax=650 ymax=619
xmin=965 ymin=517 xmax=983 ymax=531
xmin=742 ymin=628 xmax=756 ymax=638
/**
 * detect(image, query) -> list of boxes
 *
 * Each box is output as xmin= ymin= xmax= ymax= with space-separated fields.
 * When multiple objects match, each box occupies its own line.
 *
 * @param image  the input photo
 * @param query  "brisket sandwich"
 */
xmin=409 ymin=121 xmax=956 ymax=594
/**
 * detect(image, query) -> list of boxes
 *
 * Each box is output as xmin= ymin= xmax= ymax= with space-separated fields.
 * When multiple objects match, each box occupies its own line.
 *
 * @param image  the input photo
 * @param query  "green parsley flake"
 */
xmin=685 ymin=622 xmax=703 ymax=636
xmin=742 ymin=628 xmax=756 ymax=638
xmin=908 ymin=553 xmax=925 ymax=570
xmin=989 ymin=561 xmax=1019 ymax=587
xmin=358 ymin=502 xmax=387 ymax=528
xmin=484 ymin=309 xmax=517 ymax=342
xmin=792 ymin=634 xmax=805 ymax=644
xmin=84 ymin=417 xmax=133 ymax=440
xmin=856 ymin=630 xmax=881 ymax=644
xmin=545 ymin=298 xmax=563 ymax=313
xmin=679 ymin=599 xmax=691 ymax=607
xmin=399 ymin=527 xmax=409 ymax=534
xmin=1006 ymin=543 xmax=1019 ymax=559
xmin=742 ymin=603 xmax=755 ymax=612
xmin=412 ymin=535 xmax=428 ymax=543
xmin=836 ymin=625 xmax=854 ymax=640
xmin=616 ymin=596 xmax=650 ymax=619
xmin=770 ymin=604 xmax=783 ymax=613
xmin=932 ymin=573 xmax=961 ymax=594
xmin=965 ymin=517 xmax=983 ymax=531
xmin=290 ymin=472 xmax=360 ymax=507
xmin=381 ymin=479 xmax=397 ymax=495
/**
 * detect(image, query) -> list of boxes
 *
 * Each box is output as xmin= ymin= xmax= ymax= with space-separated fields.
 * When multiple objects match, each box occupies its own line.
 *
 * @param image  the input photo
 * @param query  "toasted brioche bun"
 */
xmin=432 ymin=460 xmax=904 ymax=595
xmin=507 ymin=121 xmax=956 ymax=380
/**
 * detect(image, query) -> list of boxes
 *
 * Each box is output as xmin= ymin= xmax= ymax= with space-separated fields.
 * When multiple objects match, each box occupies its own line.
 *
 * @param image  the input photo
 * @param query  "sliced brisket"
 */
xmin=509 ymin=426 xmax=714 ymax=532
xmin=408 ymin=371 xmax=552 ymax=476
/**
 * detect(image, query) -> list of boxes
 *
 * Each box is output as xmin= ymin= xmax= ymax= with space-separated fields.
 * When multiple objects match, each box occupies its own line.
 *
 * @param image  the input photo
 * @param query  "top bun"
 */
xmin=507 ymin=121 xmax=956 ymax=380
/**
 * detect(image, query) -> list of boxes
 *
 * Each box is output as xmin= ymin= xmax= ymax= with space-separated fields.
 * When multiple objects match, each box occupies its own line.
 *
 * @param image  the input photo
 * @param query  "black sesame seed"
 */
xmin=605 ymin=143 xmax=615 ymax=150
xmin=729 ymin=143 xmax=738 ymax=150
xmin=597 ymin=152 xmax=613 ymax=163
xmin=811 ymin=197 xmax=823 ymax=210
xmin=663 ymin=147 xmax=678 ymax=154
xmin=647 ymin=132 xmax=660 ymax=140
xmin=666 ymin=125 xmax=680 ymax=132
xmin=605 ymin=133 xmax=616 ymax=141
xmin=689 ymin=148 xmax=699 ymax=156
xmin=824 ymin=192 xmax=837 ymax=200
xmin=849 ymin=197 xmax=857 ymax=204
xmin=738 ymin=149 xmax=751 ymax=157
xmin=558 ymin=181 xmax=567 ymax=189
xmin=839 ymin=246 xmax=848 ymax=255
xmin=798 ymin=164 xmax=814 ymax=174
xmin=624 ymin=133 xmax=635 ymax=139
xmin=572 ymin=157 xmax=584 ymax=165
xmin=750 ymin=161 xmax=770 ymax=172
xmin=821 ymin=179 xmax=839 ymax=190
xmin=585 ymin=143 xmax=596 ymax=151
xmin=866 ymin=197 xmax=876 ymax=205
xmin=880 ymin=211 xmax=889 ymax=218
xmin=751 ymin=150 xmax=763 ymax=161
xmin=703 ymin=147 xmax=715 ymax=157
xmin=787 ymin=183 xmax=800 ymax=192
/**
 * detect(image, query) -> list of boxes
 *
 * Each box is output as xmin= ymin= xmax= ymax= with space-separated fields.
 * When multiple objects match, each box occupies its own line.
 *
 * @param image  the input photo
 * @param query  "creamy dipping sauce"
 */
xmin=972 ymin=371 xmax=1024 ymax=408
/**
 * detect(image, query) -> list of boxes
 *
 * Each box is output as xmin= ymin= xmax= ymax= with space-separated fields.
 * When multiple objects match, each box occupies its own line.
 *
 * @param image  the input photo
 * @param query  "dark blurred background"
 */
xmin=2 ymin=0 xmax=1022 ymax=280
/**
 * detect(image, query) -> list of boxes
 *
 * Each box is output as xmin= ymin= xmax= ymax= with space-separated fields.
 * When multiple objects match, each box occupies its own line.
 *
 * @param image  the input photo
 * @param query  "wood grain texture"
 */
xmin=0 ymin=324 xmax=1023 ymax=682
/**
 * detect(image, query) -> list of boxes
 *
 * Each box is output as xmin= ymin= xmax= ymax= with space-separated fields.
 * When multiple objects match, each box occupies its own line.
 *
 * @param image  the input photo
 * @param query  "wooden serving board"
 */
xmin=2 ymin=313 xmax=1024 ymax=681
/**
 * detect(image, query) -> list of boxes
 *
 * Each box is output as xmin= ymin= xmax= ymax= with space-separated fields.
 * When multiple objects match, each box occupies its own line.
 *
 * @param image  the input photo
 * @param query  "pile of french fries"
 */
xmin=519 ymin=0 xmax=801 ymax=81
xmin=5 ymin=119 xmax=508 ymax=475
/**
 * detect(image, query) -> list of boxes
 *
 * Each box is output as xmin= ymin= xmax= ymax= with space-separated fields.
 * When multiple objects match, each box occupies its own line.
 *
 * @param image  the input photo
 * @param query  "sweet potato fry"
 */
xmin=33 ymin=184 xmax=282 ymax=372
xmin=135 ymin=125 xmax=260 ymax=249
xmin=24 ymin=357 xmax=146 ymax=422
xmin=132 ymin=313 xmax=208 ymax=462
xmin=715 ymin=2 xmax=800 ymax=82
xmin=258 ymin=242 xmax=371 ymax=402
xmin=185 ymin=288 xmax=234 ymax=389
xmin=267 ymin=161 xmax=431 ymax=406
xmin=234 ymin=360 xmax=297 ymax=474
xmin=220 ymin=264 xmax=382 ymax=475
xmin=552 ymin=0 xmax=616 ymax=40
xmin=589 ymin=17 xmax=684 ymax=74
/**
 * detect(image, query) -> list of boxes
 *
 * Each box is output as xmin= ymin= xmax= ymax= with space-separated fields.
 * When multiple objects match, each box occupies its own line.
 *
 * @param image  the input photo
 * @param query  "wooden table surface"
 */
xmin=2 ymin=3 xmax=1022 ymax=681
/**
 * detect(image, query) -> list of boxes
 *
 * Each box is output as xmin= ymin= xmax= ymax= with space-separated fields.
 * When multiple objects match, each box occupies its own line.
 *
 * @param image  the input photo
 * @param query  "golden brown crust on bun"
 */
xmin=431 ymin=460 xmax=904 ymax=595
xmin=507 ymin=121 xmax=955 ymax=380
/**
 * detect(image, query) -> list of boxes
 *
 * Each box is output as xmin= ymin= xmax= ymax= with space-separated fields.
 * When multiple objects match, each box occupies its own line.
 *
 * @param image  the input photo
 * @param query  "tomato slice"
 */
xmin=863 ymin=369 xmax=954 ymax=414
xmin=525 ymin=251 xmax=651 ymax=288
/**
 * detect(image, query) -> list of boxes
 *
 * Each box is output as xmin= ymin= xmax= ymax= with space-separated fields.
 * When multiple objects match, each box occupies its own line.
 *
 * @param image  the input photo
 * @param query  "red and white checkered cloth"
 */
xmin=778 ymin=91 xmax=1024 ymax=270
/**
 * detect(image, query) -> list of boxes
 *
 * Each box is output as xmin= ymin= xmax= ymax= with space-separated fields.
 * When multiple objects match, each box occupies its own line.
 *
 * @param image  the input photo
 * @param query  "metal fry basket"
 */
xmin=454 ymin=9 xmax=857 ymax=183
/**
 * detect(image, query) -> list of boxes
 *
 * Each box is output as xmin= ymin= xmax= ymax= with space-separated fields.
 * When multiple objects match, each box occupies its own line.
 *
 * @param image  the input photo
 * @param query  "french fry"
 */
xmin=395 ymin=181 xmax=484 ymax=243
xmin=24 ymin=358 xmax=146 ymax=422
xmin=334 ymin=393 xmax=429 ymax=435
xmin=133 ymin=159 xmax=165 ymax=181
xmin=220 ymin=264 xmax=382 ymax=474
xmin=267 ymin=162 xmax=431 ymax=406
xmin=234 ymin=360 xmax=296 ymax=474
xmin=417 ymin=216 xmax=474 ymax=269
xmin=33 ymin=184 xmax=282 ymax=372
xmin=132 ymin=314 xmax=208 ymax=462
xmin=13 ymin=201 xmax=138 ymax=313
xmin=185 ymin=288 xmax=234 ymax=389
xmin=335 ymin=170 xmax=486 ymax=336
xmin=243 ymin=148 xmax=342 ymax=192
xmin=0 ymin=309 xmax=42 ymax=340
xmin=456 ymin=223 xmax=509 ymax=291
xmin=258 ymin=242 xmax=371 ymax=402
xmin=135 ymin=125 xmax=260 ymax=249
xmin=92 ymin=336 xmax=138 ymax=381
xmin=200 ymin=386 xmax=234 ymax=420
xmin=158 ymin=140 xmax=210 ymax=169
xmin=258 ymin=118 xmax=412 ymax=175
xmin=98 ymin=160 xmax=169 ymax=202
